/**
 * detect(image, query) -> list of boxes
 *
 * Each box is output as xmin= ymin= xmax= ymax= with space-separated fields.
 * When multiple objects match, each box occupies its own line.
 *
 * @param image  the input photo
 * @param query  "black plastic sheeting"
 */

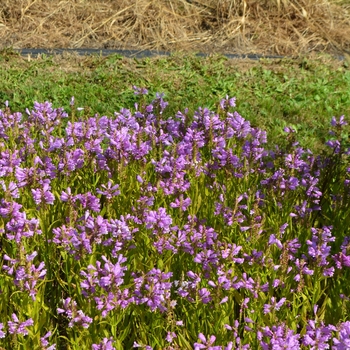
xmin=11 ymin=48 xmax=346 ymax=61
xmin=15 ymin=48 xmax=179 ymax=59
xmin=12 ymin=48 xmax=337 ymax=61
xmin=14 ymin=48 xmax=285 ymax=60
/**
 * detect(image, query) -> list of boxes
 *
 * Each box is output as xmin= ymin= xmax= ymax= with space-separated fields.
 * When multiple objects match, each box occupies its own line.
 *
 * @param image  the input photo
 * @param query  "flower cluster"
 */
xmin=0 ymin=95 xmax=350 ymax=349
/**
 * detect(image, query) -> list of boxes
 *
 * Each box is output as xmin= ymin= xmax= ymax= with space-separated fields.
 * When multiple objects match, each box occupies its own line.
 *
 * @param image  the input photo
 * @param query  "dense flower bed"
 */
xmin=1 ymin=88 xmax=350 ymax=349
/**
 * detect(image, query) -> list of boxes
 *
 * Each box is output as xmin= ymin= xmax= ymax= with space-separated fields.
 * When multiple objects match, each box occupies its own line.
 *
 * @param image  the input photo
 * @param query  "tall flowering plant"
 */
xmin=0 ymin=90 xmax=350 ymax=349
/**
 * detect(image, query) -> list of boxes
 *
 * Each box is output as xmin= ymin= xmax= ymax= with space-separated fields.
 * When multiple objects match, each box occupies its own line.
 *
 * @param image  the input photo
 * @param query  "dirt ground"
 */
xmin=0 ymin=0 xmax=350 ymax=57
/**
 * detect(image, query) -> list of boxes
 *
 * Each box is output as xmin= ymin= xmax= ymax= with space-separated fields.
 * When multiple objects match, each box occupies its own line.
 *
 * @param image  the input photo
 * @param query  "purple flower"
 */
xmin=80 ymin=254 xmax=128 ymax=307
xmin=27 ymin=101 xmax=67 ymax=125
xmin=41 ymin=331 xmax=56 ymax=350
xmin=269 ymin=234 xmax=283 ymax=249
xmin=57 ymin=298 xmax=93 ymax=329
xmin=194 ymin=249 xmax=219 ymax=272
xmin=333 ymin=321 xmax=350 ymax=349
xmin=60 ymin=187 xmax=74 ymax=202
xmin=96 ymin=181 xmax=120 ymax=199
xmin=0 ymin=323 xmax=5 ymax=338
xmin=280 ymin=223 xmax=289 ymax=235
xmin=306 ymin=226 xmax=335 ymax=268
xmin=132 ymin=269 xmax=173 ymax=312
xmin=0 ymin=180 xmax=20 ymax=198
xmin=8 ymin=314 xmax=33 ymax=336
xmin=79 ymin=214 xmax=109 ymax=245
xmin=53 ymin=224 xmax=92 ymax=258
xmin=225 ymin=320 xmax=251 ymax=349
xmin=96 ymin=255 xmax=127 ymax=291
xmin=284 ymin=126 xmax=296 ymax=133
xmin=331 ymin=115 xmax=347 ymax=127
xmin=263 ymin=297 xmax=286 ymax=314
xmin=258 ymin=323 xmax=300 ymax=349
xmin=3 ymin=251 xmax=46 ymax=300
xmin=133 ymin=86 xmax=148 ymax=95
xmin=58 ymin=148 xmax=85 ymax=174
xmin=219 ymin=95 xmax=236 ymax=110
xmin=194 ymin=333 xmax=222 ymax=350
xmin=294 ymin=259 xmax=314 ymax=282
xmin=166 ymin=331 xmax=177 ymax=343
xmin=286 ymin=238 xmax=301 ymax=258
xmin=226 ymin=111 xmax=251 ymax=139
xmin=285 ymin=152 xmax=306 ymax=171
xmin=75 ymin=192 xmax=101 ymax=212
xmin=4 ymin=208 xmax=42 ymax=242
xmin=133 ymin=342 xmax=153 ymax=349
xmin=333 ymin=252 xmax=350 ymax=269
xmin=198 ymin=288 xmax=212 ymax=304
xmin=333 ymin=237 xmax=350 ymax=269
xmin=92 ymin=337 xmax=116 ymax=350
xmin=144 ymin=207 xmax=172 ymax=234
xmin=170 ymin=195 xmax=191 ymax=211
xmin=326 ymin=139 xmax=341 ymax=153
xmin=302 ymin=320 xmax=334 ymax=349
xmin=94 ymin=290 xmax=132 ymax=317
xmin=0 ymin=149 xmax=22 ymax=177
xmin=31 ymin=180 xmax=55 ymax=205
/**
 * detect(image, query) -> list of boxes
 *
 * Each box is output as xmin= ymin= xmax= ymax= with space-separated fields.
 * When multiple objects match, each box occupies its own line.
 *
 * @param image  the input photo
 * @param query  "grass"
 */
xmin=1 ymin=50 xmax=350 ymax=152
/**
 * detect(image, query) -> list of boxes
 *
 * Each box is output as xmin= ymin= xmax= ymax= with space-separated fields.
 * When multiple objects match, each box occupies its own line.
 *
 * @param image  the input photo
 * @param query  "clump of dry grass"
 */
xmin=0 ymin=0 xmax=349 ymax=56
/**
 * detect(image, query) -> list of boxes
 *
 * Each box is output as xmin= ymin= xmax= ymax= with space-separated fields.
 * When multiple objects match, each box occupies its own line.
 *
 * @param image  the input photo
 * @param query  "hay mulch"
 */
xmin=0 ymin=0 xmax=350 ymax=56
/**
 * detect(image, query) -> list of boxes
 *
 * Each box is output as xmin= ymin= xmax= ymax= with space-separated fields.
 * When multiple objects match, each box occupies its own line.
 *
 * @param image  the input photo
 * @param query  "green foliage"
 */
xmin=1 ymin=52 xmax=350 ymax=152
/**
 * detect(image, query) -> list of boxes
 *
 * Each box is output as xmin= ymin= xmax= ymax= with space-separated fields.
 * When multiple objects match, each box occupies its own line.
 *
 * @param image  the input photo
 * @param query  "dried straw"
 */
xmin=0 ymin=0 xmax=349 ymax=55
